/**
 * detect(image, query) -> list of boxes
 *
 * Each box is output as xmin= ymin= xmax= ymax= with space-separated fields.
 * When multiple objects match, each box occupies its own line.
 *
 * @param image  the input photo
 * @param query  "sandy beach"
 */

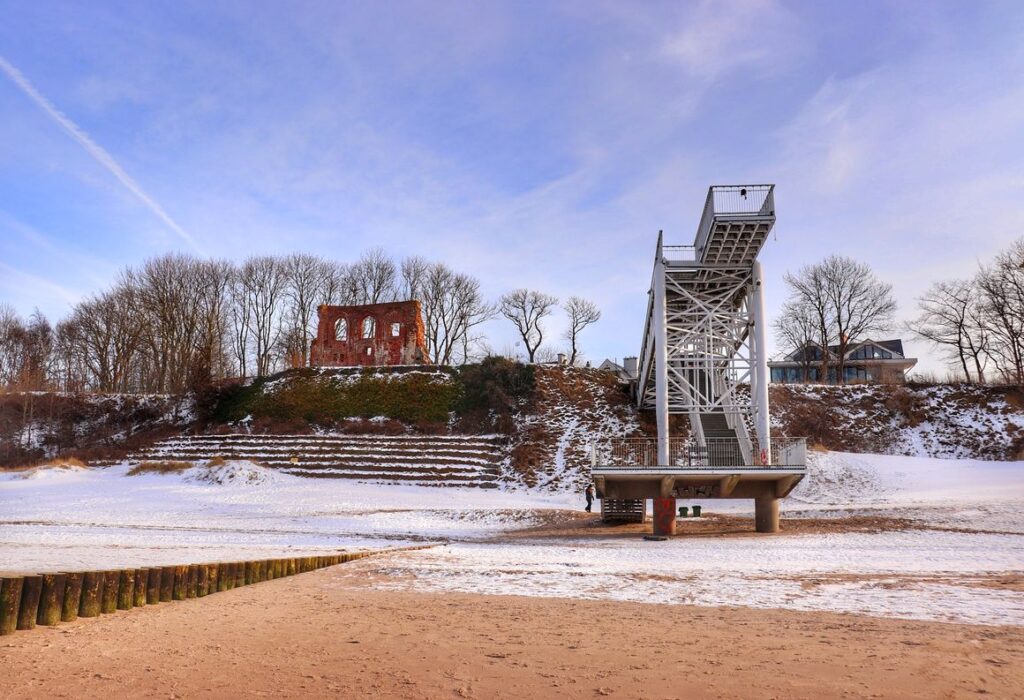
xmin=1 ymin=554 xmax=1022 ymax=699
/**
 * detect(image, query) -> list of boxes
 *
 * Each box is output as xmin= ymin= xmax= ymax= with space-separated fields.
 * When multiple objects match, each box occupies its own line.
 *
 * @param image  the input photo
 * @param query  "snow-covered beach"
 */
xmin=2 ymin=452 xmax=1021 ymax=626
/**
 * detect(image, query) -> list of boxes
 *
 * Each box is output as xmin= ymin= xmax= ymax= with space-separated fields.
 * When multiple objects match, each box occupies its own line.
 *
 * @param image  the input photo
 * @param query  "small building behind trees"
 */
xmin=769 ymin=338 xmax=916 ymax=384
xmin=309 ymin=301 xmax=429 ymax=367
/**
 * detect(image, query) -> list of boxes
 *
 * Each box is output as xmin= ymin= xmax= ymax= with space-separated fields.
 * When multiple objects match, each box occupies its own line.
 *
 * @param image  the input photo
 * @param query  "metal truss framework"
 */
xmin=636 ymin=185 xmax=776 ymax=466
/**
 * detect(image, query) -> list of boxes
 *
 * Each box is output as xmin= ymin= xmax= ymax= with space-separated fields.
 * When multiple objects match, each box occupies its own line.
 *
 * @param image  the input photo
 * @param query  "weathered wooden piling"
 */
xmin=172 ymin=565 xmax=188 ymax=600
xmin=146 ymin=567 xmax=161 ymax=604
xmin=117 ymin=569 xmax=135 ymax=610
xmin=37 ymin=573 xmax=67 ymax=625
xmin=159 ymin=566 xmax=174 ymax=602
xmin=1 ymin=577 xmax=25 ymax=635
xmin=61 ymin=572 xmax=83 ymax=622
xmin=101 ymin=571 xmax=119 ymax=613
xmin=17 ymin=575 xmax=43 ymax=630
xmin=186 ymin=565 xmax=198 ymax=598
xmin=208 ymin=564 xmax=219 ymax=594
xmin=100 ymin=572 xmax=117 ymax=613
xmin=233 ymin=562 xmax=244 ymax=588
xmin=78 ymin=571 xmax=104 ymax=617
xmin=133 ymin=569 xmax=148 ymax=607
xmin=196 ymin=564 xmax=209 ymax=596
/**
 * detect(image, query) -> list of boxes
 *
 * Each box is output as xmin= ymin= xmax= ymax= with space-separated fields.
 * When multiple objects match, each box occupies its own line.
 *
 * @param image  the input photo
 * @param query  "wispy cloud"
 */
xmin=659 ymin=0 xmax=802 ymax=80
xmin=0 ymin=55 xmax=201 ymax=252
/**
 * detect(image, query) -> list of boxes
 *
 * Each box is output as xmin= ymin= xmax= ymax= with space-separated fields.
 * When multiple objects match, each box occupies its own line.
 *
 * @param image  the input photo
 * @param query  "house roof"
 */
xmin=598 ymin=359 xmax=625 ymax=373
xmin=781 ymin=338 xmax=909 ymax=361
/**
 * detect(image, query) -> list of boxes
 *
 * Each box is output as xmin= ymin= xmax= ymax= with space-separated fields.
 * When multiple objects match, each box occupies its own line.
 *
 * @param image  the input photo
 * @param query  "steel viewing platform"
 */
xmin=593 ymin=185 xmax=806 ymax=534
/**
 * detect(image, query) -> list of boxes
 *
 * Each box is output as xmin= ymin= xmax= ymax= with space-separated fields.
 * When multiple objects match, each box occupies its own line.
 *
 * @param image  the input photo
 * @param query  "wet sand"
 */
xmin=1 ymin=554 xmax=1021 ymax=699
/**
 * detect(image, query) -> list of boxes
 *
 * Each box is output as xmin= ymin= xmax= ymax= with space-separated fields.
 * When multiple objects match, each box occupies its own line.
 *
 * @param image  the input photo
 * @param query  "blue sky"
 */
xmin=1 ymin=1 xmax=1023 ymax=372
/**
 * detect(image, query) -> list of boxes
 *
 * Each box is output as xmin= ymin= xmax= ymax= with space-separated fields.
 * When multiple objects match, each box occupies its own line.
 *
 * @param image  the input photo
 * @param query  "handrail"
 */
xmin=694 ymin=184 xmax=775 ymax=255
xmin=594 ymin=436 xmax=806 ymax=469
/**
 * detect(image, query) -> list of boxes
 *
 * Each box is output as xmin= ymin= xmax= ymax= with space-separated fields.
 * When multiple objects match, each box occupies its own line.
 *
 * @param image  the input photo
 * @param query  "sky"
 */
xmin=1 ymin=0 xmax=1023 ymax=374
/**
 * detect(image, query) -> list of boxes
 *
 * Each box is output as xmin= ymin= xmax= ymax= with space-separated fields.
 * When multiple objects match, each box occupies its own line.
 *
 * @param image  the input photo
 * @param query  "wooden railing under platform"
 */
xmin=600 ymin=499 xmax=645 ymax=523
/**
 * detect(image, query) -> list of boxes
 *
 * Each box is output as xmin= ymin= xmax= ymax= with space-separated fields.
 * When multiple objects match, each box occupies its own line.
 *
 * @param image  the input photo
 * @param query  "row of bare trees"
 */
xmin=1 ymin=249 xmax=603 ymax=394
xmin=909 ymin=238 xmax=1024 ymax=384
xmin=774 ymin=255 xmax=898 ymax=384
xmin=499 ymin=290 xmax=600 ymax=364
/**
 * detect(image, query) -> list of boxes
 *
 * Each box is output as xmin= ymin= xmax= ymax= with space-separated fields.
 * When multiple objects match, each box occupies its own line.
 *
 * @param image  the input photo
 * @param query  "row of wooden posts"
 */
xmin=0 ymin=551 xmax=378 ymax=636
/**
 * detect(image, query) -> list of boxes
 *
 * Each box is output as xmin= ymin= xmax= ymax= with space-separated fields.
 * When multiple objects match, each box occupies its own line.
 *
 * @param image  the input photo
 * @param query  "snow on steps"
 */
xmin=128 ymin=433 xmax=505 ymax=488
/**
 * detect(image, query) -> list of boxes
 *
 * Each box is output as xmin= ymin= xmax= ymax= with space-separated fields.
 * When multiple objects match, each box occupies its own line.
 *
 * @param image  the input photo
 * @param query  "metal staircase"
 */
xmin=635 ymin=185 xmax=776 ymax=467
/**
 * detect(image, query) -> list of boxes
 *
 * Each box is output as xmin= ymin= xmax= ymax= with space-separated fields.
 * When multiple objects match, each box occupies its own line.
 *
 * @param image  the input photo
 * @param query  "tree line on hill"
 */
xmin=0 ymin=249 xmax=599 ymax=394
xmin=775 ymin=239 xmax=1024 ymax=385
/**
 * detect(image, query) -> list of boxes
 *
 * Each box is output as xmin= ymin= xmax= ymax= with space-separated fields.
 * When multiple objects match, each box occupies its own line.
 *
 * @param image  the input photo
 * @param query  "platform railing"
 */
xmin=695 ymin=184 xmax=775 ymax=254
xmin=595 ymin=436 xmax=806 ymax=470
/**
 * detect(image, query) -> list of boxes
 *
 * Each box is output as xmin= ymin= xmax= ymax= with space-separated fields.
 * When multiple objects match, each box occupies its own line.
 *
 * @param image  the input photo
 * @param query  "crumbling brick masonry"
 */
xmin=309 ymin=301 xmax=429 ymax=367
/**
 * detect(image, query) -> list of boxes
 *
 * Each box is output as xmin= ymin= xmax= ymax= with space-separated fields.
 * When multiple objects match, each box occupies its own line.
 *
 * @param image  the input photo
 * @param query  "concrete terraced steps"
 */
xmin=128 ymin=433 xmax=506 ymax=488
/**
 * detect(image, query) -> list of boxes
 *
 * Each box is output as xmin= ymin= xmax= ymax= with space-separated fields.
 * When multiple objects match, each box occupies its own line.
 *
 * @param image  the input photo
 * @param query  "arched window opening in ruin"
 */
xmin=366 ymin=347 xmax=373 ymax=356
xmin=391 ymin=322 xmax=401 ymax=337
xmin=362 ymin=317 xmax=376 ymax=339
xmin=334 ymin=318 xmax=348 ymax=341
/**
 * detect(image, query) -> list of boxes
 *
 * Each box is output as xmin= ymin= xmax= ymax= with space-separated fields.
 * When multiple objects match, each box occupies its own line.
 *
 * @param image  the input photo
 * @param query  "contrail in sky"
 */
xmin=0 ymin=55 xmax=201 ymax=252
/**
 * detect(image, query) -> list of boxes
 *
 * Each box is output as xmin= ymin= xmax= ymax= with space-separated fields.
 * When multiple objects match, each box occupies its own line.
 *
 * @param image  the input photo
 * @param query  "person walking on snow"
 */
xmin=584 ymin=484 xmax=595 ymax=513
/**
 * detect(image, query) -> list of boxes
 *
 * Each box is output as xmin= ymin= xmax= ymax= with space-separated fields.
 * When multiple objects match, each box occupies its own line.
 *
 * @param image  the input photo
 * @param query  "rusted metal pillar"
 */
xmin=652 ymin=497 xmax=677 ymax=536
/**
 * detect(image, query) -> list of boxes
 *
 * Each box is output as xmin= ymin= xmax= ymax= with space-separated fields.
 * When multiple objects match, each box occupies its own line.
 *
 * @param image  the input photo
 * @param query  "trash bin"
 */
xmin=678 ymin=506 xmax=688 ymax=518
xmin=692 ymin=505 xmax=702 ymax=518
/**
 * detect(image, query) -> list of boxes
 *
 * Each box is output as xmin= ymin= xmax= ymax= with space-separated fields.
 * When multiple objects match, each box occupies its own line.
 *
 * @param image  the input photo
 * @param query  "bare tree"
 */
xmin=228 ymin=268 xmax=253 ymax=378
xmin=129 ymin=254 xmax=210 ymax=392
xmin=782 ymin=256 xmax=896 ymax=384
xmin=283 ymin=254 xmax=330 ymax=367
xmin=350 ymin=247 xmax=397 ymax=304
xmin=0 ymin=303 xmax=23 ymax=387
xmin=562 ymin=296 xmax=600 ymax=365
xmin=399 ymin=256 xmax=430 ymax=301
xmin=822 ymin=256 xmax=897 ymax=382
xmin=908 ymin=279 xmax=989 ymax=383
xmin=240 ymin=256 xmax=288 ymax=377
xmin=416 ymin=263 xmax=496 ymax=365
xmin=782 ymin=263 xmax=834 ymax=382
xmin=69 ymin=284 xmax=146 ymax=392
xmin=500 ymin=289 xmax=558 ymax=363
xmin=977 ymin=240 xmax=1024 ymax=384
xmin=773 ymin=299 xmax=819 ymax=382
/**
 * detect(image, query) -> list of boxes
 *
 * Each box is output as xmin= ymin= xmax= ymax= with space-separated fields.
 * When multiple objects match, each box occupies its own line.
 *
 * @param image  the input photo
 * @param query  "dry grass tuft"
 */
xmin=207 ymin=455 xmax=227 ymax=467
xmin=42 ymin=456 xmax=87 ymax=468
xmin=126 ymin=460 xmax=193 ymax=476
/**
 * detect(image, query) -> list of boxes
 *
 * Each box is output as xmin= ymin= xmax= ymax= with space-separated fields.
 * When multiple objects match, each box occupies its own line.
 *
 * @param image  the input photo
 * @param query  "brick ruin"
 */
xmin=309 ymin=300 xmax=429 ymax=367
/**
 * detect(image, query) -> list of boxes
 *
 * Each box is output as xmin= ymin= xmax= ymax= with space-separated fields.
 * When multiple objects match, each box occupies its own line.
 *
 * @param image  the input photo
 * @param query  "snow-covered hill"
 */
xmin=772 ymin=383 xmax=1024 ymax=460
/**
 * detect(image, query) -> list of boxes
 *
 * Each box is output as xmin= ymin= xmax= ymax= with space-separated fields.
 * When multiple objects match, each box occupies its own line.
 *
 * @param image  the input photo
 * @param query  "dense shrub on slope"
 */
xmin=209 ymin=367 xmax=461 ymax=427
xmin=453 ymin=357 xmax=535 ymax=433
xmin=0 ymin=392 xmax=191 ymax=468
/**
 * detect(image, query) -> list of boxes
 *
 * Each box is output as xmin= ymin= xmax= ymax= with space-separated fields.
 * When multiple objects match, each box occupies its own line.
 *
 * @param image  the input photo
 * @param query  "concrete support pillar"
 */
xmin=751 ymin=260 xmax=771 ymax=463
xmin=652 ymin=497 xmax=677 ymax=536
xmin=653 ymin=233 xmax=670 ymax=466
xmin=754 ymin=493 xmax=779 ymax=533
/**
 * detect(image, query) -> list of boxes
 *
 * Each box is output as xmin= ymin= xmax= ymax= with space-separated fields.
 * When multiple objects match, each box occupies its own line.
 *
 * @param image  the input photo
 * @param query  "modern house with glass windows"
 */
xmin=768 ymin=339 xmax=917 ymax=384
